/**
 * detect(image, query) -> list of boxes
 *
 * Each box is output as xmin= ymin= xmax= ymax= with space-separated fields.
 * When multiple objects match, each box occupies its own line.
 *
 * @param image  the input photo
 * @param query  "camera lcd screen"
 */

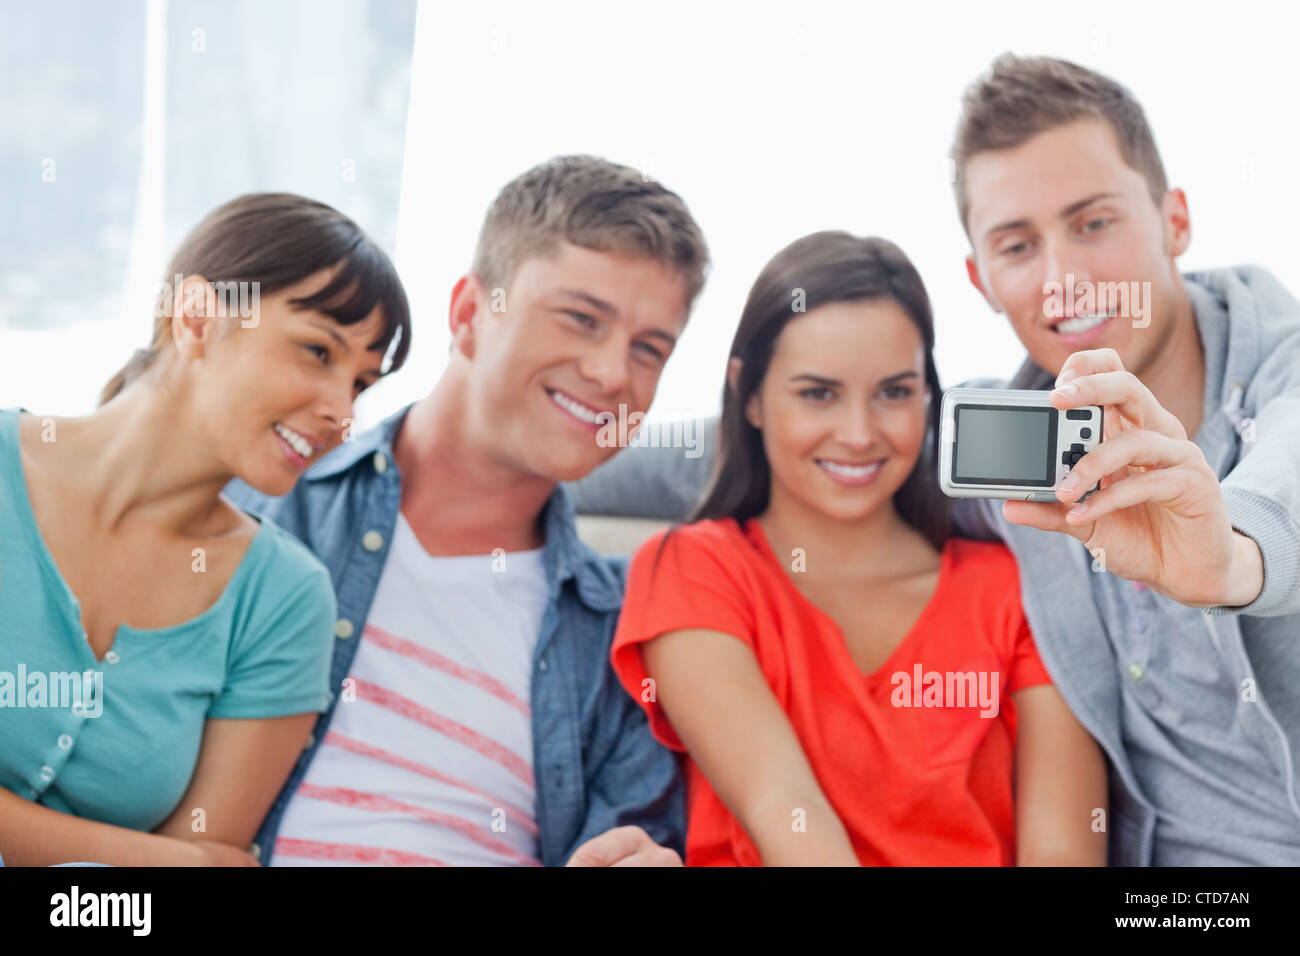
xmin=953 ymin=405 xmax=1056 ymax=486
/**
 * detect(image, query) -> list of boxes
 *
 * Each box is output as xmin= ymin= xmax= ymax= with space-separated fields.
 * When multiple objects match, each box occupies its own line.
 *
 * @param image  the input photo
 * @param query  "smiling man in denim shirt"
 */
xmin=225 ymin=156 xmax=709 ymax=866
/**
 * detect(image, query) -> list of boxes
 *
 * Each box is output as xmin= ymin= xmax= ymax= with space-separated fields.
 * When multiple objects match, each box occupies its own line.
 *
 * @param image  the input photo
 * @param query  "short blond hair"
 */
xmin=471 ymin=155 xmax=710 ymax=307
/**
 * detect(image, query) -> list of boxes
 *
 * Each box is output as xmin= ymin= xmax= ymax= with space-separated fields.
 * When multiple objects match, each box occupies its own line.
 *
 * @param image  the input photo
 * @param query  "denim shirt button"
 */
xmin=334 ymin=618 xmax=354 ymax=639
xmin=362 ymin=531 xmax=384 ymax=552
xmin=304 ymin=733 xmax=315 ymax=750
xmin=372 ymin=452 xmax=388 ymax=474
xmin=249 ymin=842 xmax=262 ymax=861
xmin=538 ymin=658 xmax=548 ymax=672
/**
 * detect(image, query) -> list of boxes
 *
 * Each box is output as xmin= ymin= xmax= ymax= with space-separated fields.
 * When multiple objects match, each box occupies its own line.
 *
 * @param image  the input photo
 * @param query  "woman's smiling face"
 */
xmin=179 ymin=267 xmax=389 ymax=497
xmin=746 ymin=297 xmax=929 ymax=525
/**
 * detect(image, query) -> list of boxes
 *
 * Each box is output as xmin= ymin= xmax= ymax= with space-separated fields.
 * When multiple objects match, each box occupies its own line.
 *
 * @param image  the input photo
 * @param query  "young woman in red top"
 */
xmin=612 ymin=232 xmax=1107 ymax=865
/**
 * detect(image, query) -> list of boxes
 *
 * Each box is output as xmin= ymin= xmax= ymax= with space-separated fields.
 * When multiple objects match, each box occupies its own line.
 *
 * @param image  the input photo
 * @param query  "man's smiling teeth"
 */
xmin=817 ymin=459 xmax=883 ymax=479
xmin=274 ymin=422 xmax=314 ymax=458
xmin=1054 ymin=311 xmax=1113 ymax=334
xmin=548 ymin=389 xmax=607 ymax=425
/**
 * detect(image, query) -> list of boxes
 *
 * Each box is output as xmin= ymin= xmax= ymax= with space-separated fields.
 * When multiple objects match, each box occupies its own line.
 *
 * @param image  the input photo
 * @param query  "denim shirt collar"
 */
xmin=306 ymin=402 xmax=621 ymax=613
xmin=304 ymin=404 xmax=411 ymax=481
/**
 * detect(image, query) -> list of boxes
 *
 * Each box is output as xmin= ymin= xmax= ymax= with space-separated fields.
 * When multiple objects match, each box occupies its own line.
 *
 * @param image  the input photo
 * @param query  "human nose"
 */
xmin=833 ymin=399 xmax=875 ymax=451
xmin=576 ymin=332 xmax=630 ymax=395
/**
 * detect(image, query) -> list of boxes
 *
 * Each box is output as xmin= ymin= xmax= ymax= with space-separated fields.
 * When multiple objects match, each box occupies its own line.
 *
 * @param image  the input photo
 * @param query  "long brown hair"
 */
xmin=692 ymin=231 xmax=950 ymax=550
xmin=99 ymin=192 xmax=411 ymax=405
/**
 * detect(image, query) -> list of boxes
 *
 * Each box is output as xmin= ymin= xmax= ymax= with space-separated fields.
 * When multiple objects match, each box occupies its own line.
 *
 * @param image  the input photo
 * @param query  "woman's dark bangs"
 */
xmin=289 ymin=239 xmax=411 ymax=373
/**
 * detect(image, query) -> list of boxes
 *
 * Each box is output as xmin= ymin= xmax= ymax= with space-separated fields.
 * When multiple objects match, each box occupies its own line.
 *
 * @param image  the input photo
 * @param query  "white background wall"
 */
xmin=5 ymin=0 xmax=1298 ymax=429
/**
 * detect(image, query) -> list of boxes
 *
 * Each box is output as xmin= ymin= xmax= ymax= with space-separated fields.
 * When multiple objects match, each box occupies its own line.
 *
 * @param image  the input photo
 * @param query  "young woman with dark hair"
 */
xmin=612 ymin=231 xmax=1107 ymax=865
xmin=0 ymin=193 xmax=410 ymax=866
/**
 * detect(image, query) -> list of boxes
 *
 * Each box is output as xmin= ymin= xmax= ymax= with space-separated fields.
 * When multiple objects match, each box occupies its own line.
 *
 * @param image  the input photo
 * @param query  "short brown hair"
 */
xmin=951 ymin=54 xmax=1168 ymax=231
xmin=471 ymin=155 xmax=710 ymax=309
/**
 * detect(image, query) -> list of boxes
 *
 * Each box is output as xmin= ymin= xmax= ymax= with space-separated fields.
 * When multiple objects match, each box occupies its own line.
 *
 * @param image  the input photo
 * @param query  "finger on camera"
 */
xmin=1052 ymin=369 xmax=1185 ymax=440
xmin=1055 ymin=347 xmax=1126 ymax=386
xmin=1064 ymin=470 xmax=1184 ymax=524
xmin=1002 ymin=499 xmax=1087 ymax=539
xmin=1059 ymin=430 xmax=1194 ymax=503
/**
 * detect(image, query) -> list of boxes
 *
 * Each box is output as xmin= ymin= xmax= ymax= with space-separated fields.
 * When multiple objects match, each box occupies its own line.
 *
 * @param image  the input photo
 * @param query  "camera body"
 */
xmin=938 ymin=387 xmax=1103 ymax=501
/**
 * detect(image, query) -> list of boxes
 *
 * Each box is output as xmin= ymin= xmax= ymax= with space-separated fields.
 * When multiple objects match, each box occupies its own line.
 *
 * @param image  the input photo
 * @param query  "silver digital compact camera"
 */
xmin=938 ymin=387 xmax=1103 ymax=501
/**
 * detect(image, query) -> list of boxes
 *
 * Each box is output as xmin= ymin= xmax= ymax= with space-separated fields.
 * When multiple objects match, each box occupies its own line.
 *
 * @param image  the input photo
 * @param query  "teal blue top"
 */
xmin=0 ymin=408 xmax=336 ymax=832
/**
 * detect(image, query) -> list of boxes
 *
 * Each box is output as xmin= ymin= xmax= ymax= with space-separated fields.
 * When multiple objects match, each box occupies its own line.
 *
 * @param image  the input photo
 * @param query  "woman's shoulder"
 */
xmin=937 ymin=537 xmax=1029 ymax=634
xmin=943 ymin=536 xmax=1022 ymax=580
xmin=210 ymin=512 xmax=336 ymax=718
xmin=0 ymin=407 xmax=27 ymax=461
xmin=235 ymin=511 xmax=335 ymax=607
xmin=624 ymin=517 xmax=763 ymax=595
xmin=632 ymin=516 xmax=752 ymax=568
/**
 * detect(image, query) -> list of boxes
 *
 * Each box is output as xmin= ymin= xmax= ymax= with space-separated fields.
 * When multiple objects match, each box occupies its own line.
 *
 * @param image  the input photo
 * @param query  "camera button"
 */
xmin=1080 ymin=427 xmax=1092 ymax=440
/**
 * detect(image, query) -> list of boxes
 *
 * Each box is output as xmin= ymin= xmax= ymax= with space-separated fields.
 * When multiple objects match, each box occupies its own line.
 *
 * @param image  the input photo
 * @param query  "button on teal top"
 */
xmin=0 ymin=408 xmax=336 ymax=832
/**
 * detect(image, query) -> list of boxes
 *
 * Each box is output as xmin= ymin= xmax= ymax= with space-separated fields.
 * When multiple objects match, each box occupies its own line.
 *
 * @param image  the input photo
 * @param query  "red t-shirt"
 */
xmin=611 ymin=518 xmax=1052 ymax=866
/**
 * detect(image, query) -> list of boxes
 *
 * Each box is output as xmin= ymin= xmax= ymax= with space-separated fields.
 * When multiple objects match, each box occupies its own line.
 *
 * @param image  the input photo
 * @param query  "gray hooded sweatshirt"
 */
xmin=570 ymin=265 xmax=1300 ymax=865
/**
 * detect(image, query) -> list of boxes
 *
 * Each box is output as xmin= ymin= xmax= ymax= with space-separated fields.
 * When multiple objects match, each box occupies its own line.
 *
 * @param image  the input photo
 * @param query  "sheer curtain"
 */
xmin=4 ymin=0 xmax=1298 ymax=422
xmin=0 ymin=0 xmax=416 ymax=414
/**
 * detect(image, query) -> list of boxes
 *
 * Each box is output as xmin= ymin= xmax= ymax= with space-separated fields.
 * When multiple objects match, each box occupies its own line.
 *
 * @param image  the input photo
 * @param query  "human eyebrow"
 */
xmin=555 ymin=288 xmax=618 ymax=317
xmin=307 ymin=318 xmax=352 ymax=354
xmin=983 ymin=192 xmax=1122 ymax=242
xmin=1060 ymin=192 xmax=1120 ymax=219
xmin=791 ymin=373 xmax=843 ymax=386
xmin=878 ymin=370 xmax=920 ymax=386
xmin=983 ymin=217 xmax=1032 ymax=242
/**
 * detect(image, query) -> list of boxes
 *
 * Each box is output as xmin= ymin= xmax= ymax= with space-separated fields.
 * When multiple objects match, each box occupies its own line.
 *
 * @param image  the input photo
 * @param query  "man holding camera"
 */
xmin=573 ymin=55 xmax=1300 ymax=865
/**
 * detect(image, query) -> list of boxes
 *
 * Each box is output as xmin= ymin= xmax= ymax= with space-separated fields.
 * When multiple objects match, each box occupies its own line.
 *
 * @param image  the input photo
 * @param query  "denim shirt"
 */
xmin=223 ymin=404 xmax=685 ymax=865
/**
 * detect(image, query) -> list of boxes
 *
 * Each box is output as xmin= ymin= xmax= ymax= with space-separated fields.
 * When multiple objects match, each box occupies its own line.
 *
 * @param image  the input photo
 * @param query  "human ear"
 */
xmin=171 ymin=274 xmax=219 ymax=359
xmin=449 ymin=274 xmax=483 ymax=360
xmin=1161 ymin=188 xmax=1191 ymax=258
xmin=965 ymin=254 xmax=1004 ymax=314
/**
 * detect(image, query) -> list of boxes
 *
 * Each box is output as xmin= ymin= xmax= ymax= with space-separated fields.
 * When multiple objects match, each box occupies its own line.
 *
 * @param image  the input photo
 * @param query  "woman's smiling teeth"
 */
xmin=274 ymin=422 xmax=315 ymax=459
xmin=816 ymin=458 xmax=884 ymax=481
xmin=547 ymin=389 xmax=609 ymax=425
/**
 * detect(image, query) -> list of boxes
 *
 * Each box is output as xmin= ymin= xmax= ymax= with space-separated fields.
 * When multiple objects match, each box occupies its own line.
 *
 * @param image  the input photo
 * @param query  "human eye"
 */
xmin=633 ymin=340 xmax=666 ymax=363
xmin=879 ymin=384 xmax=914 ymax=401
xmin=303 ymin=343 xmax=330 ymax=364
xmin=800 ymin=386 xmax=834 ymax=402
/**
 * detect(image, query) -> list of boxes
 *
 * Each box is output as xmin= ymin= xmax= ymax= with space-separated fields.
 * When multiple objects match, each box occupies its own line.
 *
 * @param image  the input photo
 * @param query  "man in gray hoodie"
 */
xmin=571 ymin=54 xmax=1300 ymax=865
